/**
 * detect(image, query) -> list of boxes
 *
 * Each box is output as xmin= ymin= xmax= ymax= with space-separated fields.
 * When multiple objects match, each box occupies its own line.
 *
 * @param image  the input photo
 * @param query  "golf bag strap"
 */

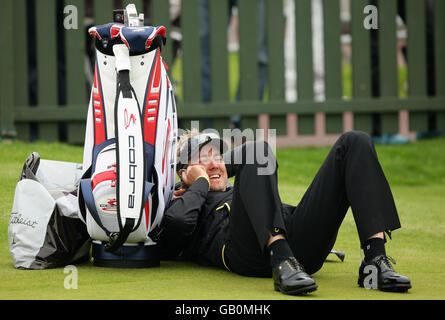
xmin=104 ymin=218 xmax=135 ymax=252
xmin=79 ymin=178 xmax=112 ymax=238
xmin=78 ymin=166 xmax=93 ymax=222
xmin=114 ymin=65 xmax=145 ymax=222
xmin=117 ymin=70 xmax=132 ymax=98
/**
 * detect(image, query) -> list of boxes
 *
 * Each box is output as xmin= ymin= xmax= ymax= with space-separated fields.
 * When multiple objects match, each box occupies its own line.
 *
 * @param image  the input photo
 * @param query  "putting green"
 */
xmin=1 ymin=138 xmax=444 ymax=299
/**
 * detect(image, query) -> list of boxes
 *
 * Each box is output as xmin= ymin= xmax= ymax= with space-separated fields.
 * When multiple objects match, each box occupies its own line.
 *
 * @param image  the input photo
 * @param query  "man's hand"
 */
xmin=173 ymin=186 xmax=187 ymax=199
xmin=181 ymin=165 xmax=209 ymax=188
xmin=174 ymin=166 xmax=209 ymax=199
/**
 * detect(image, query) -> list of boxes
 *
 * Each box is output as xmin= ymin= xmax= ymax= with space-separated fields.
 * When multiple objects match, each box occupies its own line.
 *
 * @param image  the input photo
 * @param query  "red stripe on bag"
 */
xmin=145 ymin=197 xmax=150 ymax=230
xmin=92 ymin=170 xmax=116 ymax=189
xmin=162 ymin=119 xmax=171 ymax=174
xmin=144 ymin=26 xmax=167 ymax=50
xmin=93 ymin=63 xmax=106 ymax=145
xmin=144 ymin=49 xmax=161 ymax=145
xmin=162 ymin=58 xmax=169 ymax=71
xmin=163 ymin=119 xmax=171 ymax=187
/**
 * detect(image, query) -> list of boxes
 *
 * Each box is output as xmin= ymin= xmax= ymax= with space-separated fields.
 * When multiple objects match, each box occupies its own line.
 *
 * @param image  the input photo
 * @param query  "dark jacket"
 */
xmin=159 ymin=177 xmax=232 ymax=268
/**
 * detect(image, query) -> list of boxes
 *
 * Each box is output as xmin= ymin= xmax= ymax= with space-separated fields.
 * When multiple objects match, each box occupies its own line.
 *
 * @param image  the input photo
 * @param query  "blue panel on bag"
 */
xmin=120 ymin=26 xmax=156 ymax=52
xmin=89 ymin=23 xmax=115 ymax=40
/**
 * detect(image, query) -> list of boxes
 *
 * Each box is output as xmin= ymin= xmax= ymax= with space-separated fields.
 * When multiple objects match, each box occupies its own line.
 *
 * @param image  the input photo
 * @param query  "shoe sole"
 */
xmin=358 ymin=280 xmax=411 ymax=293
xmin=379 ymin=283 xmax=412 ymax=293
xmin=274 ymin=283 xmax=318 ymax=296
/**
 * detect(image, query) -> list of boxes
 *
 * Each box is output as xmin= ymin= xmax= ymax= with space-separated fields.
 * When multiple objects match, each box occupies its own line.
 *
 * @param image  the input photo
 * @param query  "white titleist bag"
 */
xmin=78 ymin=4 xmax=177 ymax=267
xmin=8 ymin=153 xmax=91 ymax=269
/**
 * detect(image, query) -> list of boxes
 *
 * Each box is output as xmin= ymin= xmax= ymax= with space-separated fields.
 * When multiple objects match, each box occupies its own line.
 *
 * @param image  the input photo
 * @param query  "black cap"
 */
xmin=177 ymin=132 xmax=228 ymax=172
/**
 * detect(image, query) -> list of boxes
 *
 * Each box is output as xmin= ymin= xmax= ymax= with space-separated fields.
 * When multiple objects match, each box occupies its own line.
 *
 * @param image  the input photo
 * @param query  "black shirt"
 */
xmin=159 ymin=177 xmax=232 ymax=269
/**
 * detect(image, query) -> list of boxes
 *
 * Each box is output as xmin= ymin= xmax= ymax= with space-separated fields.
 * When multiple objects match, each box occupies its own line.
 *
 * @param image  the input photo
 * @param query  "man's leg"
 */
xmin=286 ymin=131 xmax=400 ymax=272
xmin=223 ymin=140 xmax=317 ymax=294
xmin=285 ymin=131 xmax=410 ymax=291
xmin=223 ymin=140 xmax=286 ymax=276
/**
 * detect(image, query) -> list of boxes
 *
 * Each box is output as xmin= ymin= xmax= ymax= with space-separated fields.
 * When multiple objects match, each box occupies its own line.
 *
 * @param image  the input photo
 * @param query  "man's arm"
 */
xmin=159 ymin=176 xmax=210 ymax=256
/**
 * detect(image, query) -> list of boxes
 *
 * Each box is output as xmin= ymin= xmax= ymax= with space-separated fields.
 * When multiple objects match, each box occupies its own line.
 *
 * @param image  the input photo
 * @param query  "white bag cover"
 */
xmin=8 ymin=156 xmax=90 ymax=269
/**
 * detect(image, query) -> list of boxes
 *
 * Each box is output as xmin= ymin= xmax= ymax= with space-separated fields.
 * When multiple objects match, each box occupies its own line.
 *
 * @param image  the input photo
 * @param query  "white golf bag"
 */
xmin=78 ymin=5 xmax=177 ymax=267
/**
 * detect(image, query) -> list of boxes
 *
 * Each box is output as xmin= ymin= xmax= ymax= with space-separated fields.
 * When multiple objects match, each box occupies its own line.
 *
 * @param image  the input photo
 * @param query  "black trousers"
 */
xmin=223 ymin=131 xmax=401 ymax=277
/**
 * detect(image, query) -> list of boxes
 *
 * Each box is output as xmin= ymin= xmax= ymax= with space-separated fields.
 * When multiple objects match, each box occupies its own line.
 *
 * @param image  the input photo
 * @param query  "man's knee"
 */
xmin=341 ymin=130 xmax=371 ymax=141
xmin=340 ymin=130 xmax=373 ymax=150
xmin=254 ymin=140 xmax=276 ymax=175
xmin=241 ymin=140 xmax=277 ymax=175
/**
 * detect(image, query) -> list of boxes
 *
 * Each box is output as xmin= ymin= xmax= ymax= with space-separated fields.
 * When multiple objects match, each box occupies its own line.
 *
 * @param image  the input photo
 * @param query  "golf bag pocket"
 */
xmin=80 ymin=142 xmax=152 ymax=244
xmin=8 ymin=153 xmax=90 ymax=270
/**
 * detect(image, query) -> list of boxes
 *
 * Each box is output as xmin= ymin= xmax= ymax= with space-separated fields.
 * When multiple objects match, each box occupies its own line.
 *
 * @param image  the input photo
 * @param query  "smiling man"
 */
xmin=158 ymin=129 xmax=411 ymax=295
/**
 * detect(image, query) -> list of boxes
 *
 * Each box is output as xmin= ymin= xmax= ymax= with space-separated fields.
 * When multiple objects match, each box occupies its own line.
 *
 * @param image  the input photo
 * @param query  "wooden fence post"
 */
xmin=181 ymin=0 xmax=202 ymax=105
xmin=0 ymin=0 xmax=16 ymax=140
xmin=151 ymin=0 xmax=172 ymax=66
xmin=434 ymin=0 xmax=445 ymax=131
xmin=295 ymin=0 xmax=314 ymax=135
xmin=323 ymin=0 xmax=343 ymax=135
xmin=35 ymin=0 xmax=58 ymax=141
xmin=407 ymin=0 xmax=428 ymax=133
xmin=351 ymin=0 xmax=372 ymax=133
xmin=66 ymin=0 xmax=87 ymax=144
xmin=13 ymin=0 xmax=29 ymax=141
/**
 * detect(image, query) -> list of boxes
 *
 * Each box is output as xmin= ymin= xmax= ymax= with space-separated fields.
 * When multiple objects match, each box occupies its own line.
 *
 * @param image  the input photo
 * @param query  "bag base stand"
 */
xmin=91 ymin=241 xmax=160 ymax=268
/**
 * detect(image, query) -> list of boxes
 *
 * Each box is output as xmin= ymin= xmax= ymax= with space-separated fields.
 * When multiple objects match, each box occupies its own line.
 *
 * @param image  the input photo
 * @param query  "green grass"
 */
xmin=1 ymin=138 xmax=445 ymax=300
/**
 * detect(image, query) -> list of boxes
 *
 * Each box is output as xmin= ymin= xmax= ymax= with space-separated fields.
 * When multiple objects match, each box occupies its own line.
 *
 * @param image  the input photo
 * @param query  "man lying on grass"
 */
xmin=158 ymin=129 xmax=411 ymax=295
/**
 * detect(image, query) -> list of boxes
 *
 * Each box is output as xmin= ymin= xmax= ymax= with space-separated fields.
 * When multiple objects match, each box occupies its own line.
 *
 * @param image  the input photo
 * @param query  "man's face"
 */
xmin=194 ymin=144 xmax=228 ymax=191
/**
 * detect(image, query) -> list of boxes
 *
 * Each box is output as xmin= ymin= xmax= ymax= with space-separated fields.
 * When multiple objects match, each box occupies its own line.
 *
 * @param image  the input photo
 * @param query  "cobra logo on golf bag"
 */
xmin=78 ymin=19 xmax=177 ymax=251
xmin=127 ymin=135 xmax=137 ymax=209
